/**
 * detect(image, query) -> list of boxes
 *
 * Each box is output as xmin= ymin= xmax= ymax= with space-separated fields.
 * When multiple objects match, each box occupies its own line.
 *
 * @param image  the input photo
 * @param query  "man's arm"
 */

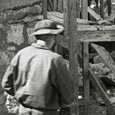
xmin=2 ymin=53 xmax=19 ymax=96
xmin=2 ymin=64 xmax=16 ymax=96
xmin=53 ymin=57 xmax=75 ymax=105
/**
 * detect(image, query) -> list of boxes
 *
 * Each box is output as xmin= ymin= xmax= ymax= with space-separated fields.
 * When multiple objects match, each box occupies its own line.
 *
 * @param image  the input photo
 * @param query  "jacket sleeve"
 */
xmin=52 ymin=56 xmax=75 ymax=106
xmin=2 ymin=53 xmax=20 ymax=96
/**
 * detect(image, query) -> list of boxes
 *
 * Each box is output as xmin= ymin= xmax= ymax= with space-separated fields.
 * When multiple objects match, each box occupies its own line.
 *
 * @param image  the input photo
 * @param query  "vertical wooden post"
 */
xmin=100 ymin=0 xmax=104 ymax=18
xmin=107 ymin=0 xmax=112 ymax=16
xmin=81 ymin=0 xmax=90 ymax=115
xmin=58 ymin=0 xmax=63 ymax=12
xmin=82 ymin=42 xmax=90 ymax=115
xmin=63 ymin=0 xmax=69 ymax=40
xmin=64 ymin=0 xmax=79 ymax=115
xmin=81 ymin=0 xmax=88 ymax=19
xmin=42 ymin=0 xmax=47 ymax=19
xmin=54 ymin=0 xmax=57 ymax=11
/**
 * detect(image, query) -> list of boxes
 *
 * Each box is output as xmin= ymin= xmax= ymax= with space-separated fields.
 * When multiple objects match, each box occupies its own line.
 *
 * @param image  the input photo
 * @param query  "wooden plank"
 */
xmin=38 ymin=12 xmax=115 ymax=31
xmin=55 ymin=31 xmax=115 ymax=49
xmin=89 ymin=66 xmax=115 ymax=115
xmin=47 ymin=0 xmax=54 ymax=11
xmin=79 ymin=31 xmax=115 ymax=42
xmin=55 ymin=31 xmax=115 ymax=50
xmin=38 ymin=12 xmax=96 ymax=26
xmin=107 ymin=0 xmax=112 ymax=16
xmin=54 ymin=0 xmax=57 ymax=11
xmin=88 ymin=7 xmax=102 ymax=20
xmin=42 ymin=0 xmax=47 ymax=19
xmin=100 ymin=0 xmax=104 ymax=18
xmin=63 ymin=0 xmax=79 ymax=115
xmin=82 ymin=42 xmax=90 ymax=115
xmin=58 ymin=0 xmax=63 ymax=12
xmin=90 ymin=44 xmax=115 ymax=114
xmin=91 ymin=43 xmax=115 ymax=77
xmin=77 ymin=45 xmax=115 ymax=114
xmin=78 ymin=25 xmax=115 ymax=31
xmin=63 ymin=0 xmax=69 ymax=40
xmin=81 ymin=0 xmax=88 ymax=19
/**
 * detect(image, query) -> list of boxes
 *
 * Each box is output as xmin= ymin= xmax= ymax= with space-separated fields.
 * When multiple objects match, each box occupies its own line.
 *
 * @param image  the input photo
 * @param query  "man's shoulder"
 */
xmin=18 ymin=46 xmax=32 ymax=53
xmin=48 ymin=51 xmax=62 ymax=59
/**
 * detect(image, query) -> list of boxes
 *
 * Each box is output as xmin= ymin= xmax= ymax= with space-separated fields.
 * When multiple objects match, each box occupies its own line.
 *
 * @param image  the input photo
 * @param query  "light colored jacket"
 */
xmin=2 ymin=43 xmax=74 ymax=111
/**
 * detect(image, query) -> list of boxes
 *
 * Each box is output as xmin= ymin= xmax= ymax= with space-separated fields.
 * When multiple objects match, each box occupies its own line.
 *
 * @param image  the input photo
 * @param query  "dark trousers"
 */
xmin=18 ymin=104 xmax=59 ymax=115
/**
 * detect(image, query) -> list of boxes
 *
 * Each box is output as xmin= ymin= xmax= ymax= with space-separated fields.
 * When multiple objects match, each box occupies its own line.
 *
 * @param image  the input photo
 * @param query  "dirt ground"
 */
xmin=79 ymin=104 xmax=106 ymax=115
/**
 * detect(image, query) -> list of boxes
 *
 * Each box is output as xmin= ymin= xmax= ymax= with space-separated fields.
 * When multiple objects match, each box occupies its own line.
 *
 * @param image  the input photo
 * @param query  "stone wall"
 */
xmin=0 ymin=1 xmax=42 ymax=114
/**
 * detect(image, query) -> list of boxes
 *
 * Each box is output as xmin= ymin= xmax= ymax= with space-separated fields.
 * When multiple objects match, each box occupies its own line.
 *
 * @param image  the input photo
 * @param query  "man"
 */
xmin=2 ymin=19 xmax=75 ymax=115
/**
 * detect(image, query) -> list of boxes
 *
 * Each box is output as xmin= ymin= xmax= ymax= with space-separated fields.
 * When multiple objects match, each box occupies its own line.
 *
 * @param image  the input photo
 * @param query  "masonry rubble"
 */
xmin=0 ymin=1 xmax=42 ymax=114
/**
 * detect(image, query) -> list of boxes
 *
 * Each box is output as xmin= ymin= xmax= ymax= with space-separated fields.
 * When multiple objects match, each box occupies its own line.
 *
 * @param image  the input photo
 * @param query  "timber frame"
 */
xmin=41 ymin=0 xmax=115 ymax=115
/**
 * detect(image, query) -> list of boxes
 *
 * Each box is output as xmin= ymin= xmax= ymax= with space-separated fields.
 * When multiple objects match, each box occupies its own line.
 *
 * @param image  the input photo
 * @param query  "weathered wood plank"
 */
xmin=54 ymin=0 xmax=57 ymax=11
xmin=63 ymin=0 xmax=69 ymax=40
xmin=87 ymin=7 xmax=102 ymax=20
xmin=82 ymin=42 xmax=90 ymax=115
xmin=81 ymin=0 xmax=88 ymax=19
xmin=47 ymin=0 xmax=53 ymax=11
xmin=56 ymin=31 xmax=115 ymax=49
xmin=38 ymin=12 xmax=96 ymax=25
xmin=55 ymin=31 xmax=115 ymax=49
xmin=107 ymin=0 xmax=112 ymax=16
xmin=79 ymin=31 xmax=115 ymax=42
xmin=38 ymin=12 xmax=115 ymax=31
xmin=42 ymin=0 xmax=47 ymax=19
xmin=57 ymin=0 xmax=63 ymax=12
xmin=89 ymin=66 xmax=115 ymax=115
xmin=64 ymin=0 xmax=79 ymax=115
xmin=78 ymin=25 xmax=115 ymax=31
xmin=38 ymin=12 xmax=115 ymax=30
xmin=100 ymin=0 xmax=104 ymax=18
xmin=91 ymin=43 xmax=115 ymax=78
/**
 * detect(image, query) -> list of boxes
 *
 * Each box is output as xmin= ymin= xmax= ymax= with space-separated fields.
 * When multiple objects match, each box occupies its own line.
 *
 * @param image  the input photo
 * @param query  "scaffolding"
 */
xmin=41 ymin=0 xmax=115 ymax=115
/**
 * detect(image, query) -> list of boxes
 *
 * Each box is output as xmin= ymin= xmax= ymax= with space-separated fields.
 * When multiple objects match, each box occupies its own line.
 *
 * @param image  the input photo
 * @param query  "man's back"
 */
xmin=9 ymin=44 xmax=62 ymax=109
xmin=2 ymin=19 xmax=74 ymax=115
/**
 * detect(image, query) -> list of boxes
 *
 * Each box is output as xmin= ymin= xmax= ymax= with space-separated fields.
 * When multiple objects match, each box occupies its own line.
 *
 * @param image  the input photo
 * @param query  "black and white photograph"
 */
xmin=1 ymin=0 xmax=115 ymax=115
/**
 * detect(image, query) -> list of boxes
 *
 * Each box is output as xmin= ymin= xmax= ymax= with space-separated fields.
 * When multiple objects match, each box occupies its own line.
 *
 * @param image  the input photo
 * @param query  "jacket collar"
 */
xmin=31 ymin=40 xmax=49 ymax=49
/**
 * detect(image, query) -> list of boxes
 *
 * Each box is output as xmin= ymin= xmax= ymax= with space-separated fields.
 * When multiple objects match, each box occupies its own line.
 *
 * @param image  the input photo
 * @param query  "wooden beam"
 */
xmin=82 ymin=42 xmax=90 ymax=115
xmin=107 ymin=0 xmax=112 ymax=16
xmin=81 ymin=0 xmax=88 ymax=19
xmin=63 ymin=0 xmax=69 ymax=40
xmin=79 ymin=31 xmax=115 ymax=42
xmin=58 ymin=0 xmax=63 ymax=12
xmin=88 ymin=7 xmax=102 ymax=21
xmin=91 ymin=43 xmax=115 ymax=79
xmin=89 ymin=66 xmax=115 ymax=115
xmin=54 ymin=0 xmax=57 ymax=11
xmin=82 ymin=2 xmax=103 ymax=113
xmin=55 ymin=30 xmax=115 ymax=50
xmin=100 ymin=0 xmax=104 ymax=19
xmin=38 ymin=12 xmax=115 ymax=31
xmin=64 ymin=0 xmax=79 ymax=115
xmin=42 ymin=0 xmax=47 ymax=19
xmin=38 ymin=12 xmax=95 ymax=25
xmin=47 ymin=0 xmax=54 ymax=11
